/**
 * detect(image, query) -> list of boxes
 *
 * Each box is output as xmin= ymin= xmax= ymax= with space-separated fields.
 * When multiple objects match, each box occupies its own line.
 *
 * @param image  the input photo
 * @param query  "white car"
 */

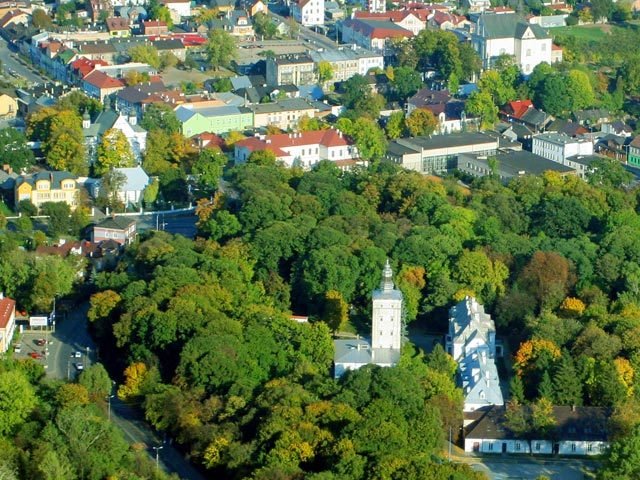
xmin=75 ymin=362 xmax=84 ymax=371
xmin=74 ymin=351 xmax=82 ymax=358
xmin=13 ymin=344 xmax=21 ymax=353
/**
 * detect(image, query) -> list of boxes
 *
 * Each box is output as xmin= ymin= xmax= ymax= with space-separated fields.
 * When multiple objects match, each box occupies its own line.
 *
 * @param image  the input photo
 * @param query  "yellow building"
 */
xmin=0 ymin=93 xmax=18 ymax=118
xmin=15 ymin=171 xmax=79 ymax=210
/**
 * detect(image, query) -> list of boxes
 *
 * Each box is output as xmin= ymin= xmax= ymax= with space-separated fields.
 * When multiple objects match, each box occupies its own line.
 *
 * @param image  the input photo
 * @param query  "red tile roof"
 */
xmin=106 ymin=17 xmax=129 ymax=30
xmin=431 ymin=10 xmax=466 ymax=25
xmin=0 ymin=297 xmax=15 ymax=330
xmin=552 ymin=44 xmax=563 ymax=51
xmin=344 ymin=19 xmax=414 ymax=40
xmin=354 ymin=9 xmax=430 ymax=22
xmin=506 ymin=100 xmax=533 ymax=119
xmin=192 ymin=132 xmax=225 ymax=150
xmin=236 ymin=129 xmax=352 ymax=158
xmin=84 ymin=70 xmax=125 ymax=89
xmin=71 ymin=57 xmax=109 ymax=78
xmin=143 ymin=20 xmax=168 ymax=27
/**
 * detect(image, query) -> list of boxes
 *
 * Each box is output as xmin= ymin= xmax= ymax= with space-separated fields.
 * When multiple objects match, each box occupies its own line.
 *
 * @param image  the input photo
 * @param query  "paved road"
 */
xmin=269 ymin=10 xmax=339 ymax=50
xmin=0 ymin=35 xmax=48 ymax=84
xmin=48 ymin=304 xmax=205 ymax=480
xmin=470 ymin=457 xmax=597 ymax=480
xmin=130 ymin=211 xmax=198 ymax=238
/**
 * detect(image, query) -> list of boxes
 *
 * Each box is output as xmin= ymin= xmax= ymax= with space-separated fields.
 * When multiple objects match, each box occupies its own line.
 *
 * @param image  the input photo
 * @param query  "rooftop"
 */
xmin=477 ymin=13 xmax=550 ymax=40
xmin=0 ymin=297 xmax=15 ymax=330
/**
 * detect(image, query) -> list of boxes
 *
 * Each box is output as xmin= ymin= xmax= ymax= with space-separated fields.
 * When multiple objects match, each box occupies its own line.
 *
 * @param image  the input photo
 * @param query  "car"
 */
xmin=29 ymin=352 xmax=42 ymax=359
xmin=74 ymin=351 xmax=82 ymax=358
xmin=75 ymin=362 xmax=84 ymax=371
xmin=34 ymin=338 xmax=46 ymax=346
xmin=13 ymin=344 xmax=21 ymax=353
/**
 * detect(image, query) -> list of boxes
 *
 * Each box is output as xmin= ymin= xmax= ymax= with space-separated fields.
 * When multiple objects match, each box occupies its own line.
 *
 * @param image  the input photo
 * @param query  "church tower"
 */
xmin=371 ymin=260 xmax=403 ymax=350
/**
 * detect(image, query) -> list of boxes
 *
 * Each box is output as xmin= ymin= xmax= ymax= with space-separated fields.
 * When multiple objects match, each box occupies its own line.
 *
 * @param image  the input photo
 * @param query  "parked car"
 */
xmin=29 ymin=352 xmax=42 ymax=359
xmin=74 ymin=351 xmax=82 ymax=358
xmin=34 ymin=338 xmax=46 ymax=346
xmin=75 ymin=362 xmax=84 ymax=371
xmin=13 ymin=344 xmax=21 ymax=353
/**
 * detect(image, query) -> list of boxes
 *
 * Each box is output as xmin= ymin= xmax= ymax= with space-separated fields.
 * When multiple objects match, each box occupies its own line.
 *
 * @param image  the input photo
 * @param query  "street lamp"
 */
xmin=152 ymin=445 xmax=164 ymax=471
xmin=106 ymin=394 xmax=114 ymax=420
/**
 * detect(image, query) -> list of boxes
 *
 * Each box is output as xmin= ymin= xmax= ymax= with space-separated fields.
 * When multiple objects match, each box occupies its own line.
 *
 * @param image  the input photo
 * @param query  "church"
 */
xmin=333 ymin=260 xmax=403 ymax=379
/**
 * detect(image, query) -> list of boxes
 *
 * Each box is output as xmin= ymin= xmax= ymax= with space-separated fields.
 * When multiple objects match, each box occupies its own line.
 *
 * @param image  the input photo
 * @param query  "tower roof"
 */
xmin=373 ymin=259 xmax=403 ymax=301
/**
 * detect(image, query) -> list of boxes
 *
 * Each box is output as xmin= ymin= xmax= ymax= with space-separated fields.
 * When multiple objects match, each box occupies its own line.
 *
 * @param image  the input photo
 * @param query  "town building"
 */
xmin=333 ymin=260 xmax=403 ymax=378
xmin=91 ymin=217 xmax=137 ymax=245
xmin=291 ymin=0 xmax=324 ymax=26
xmin=234 ymin=128 xmax=360 ymax=169
xmin=106 ymin=17 xmax=131 ymax=37
xmin=458 ymin=150 xmax=576 ymax=183
xmin=0 ymin=295 xmax=16 ymax=354
xmin=472 ymin=13 xmax=552 ymax=75
xmin=627 ymin=135 xmax=640 ymax=167
xmin=82 ymin=70 xmax=126 ymax=102
xmin=175 ymin=103 xmax=254 ymax=136
xmin=249 ymin=0 xmax=267 ymax=16
xmin=141 ymin=20 xmax=169 ymax=35
xmin=531 ymin=132 xmax=594 ymax=177
xmin=250 ymin=98 xmax=319 ymax=131
xmin=309 ymin=46 xmax=384 ymax=82
xmin=386 ymin=132 xmax=501 ymax=175
xmin=446 ymin=297 xmax=504 ymax=412
xmin=83 ymin=107 xmax=148 ymax=164
xmin=352 ymin=10 xmax=429 ymax=35
xmin=464 ymin=405 xmax=609 ymax=456
xmin=91 ymin=166 xmax=150 ymax=206
xmin=499 ymin=99 xmax=551 ymax=133
xmin=266 ymin=54 xmax=316 ymax=86
xmin=14 ymin=171 xmax=79 ymax=210
xmin=342 ymin=18 xmax=413 ymax=52
xmin=0 ymin=92 xmax=18 ymax=118
xmin=160 ymin=0 xmax=191 ymax=22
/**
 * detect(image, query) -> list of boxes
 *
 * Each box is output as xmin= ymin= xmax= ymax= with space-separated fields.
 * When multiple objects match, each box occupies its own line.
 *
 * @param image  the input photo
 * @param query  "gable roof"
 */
xmin=106 ymin=17 xmax=129 ymax=31
xmin=478 ymin=13 xmax=550 ymax=40
xmin=94 ymin=216 xmax=136 ymax=231
xmin=344 ymin=18 xmax=414 ymax=39
xmin=84 ymin=70 xmax=125 ymax=90
xmin=0 ymin=297 xmax=15 ymax=330
xmin=236 ymin=129 xmax=352 ymax=157
xmin=113 ymin=166 xmax=150 ymax=191
xmin=409 ymin=88 xmax=451 ymax=108
xmin=16 ymin=171 xmax=77 ymax=189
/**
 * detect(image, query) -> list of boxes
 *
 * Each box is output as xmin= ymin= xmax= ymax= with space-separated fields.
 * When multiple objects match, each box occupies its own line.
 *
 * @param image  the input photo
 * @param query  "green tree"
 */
xmin=206 ymin=29 xmax=237 ymax=70
xmin=0 ymin=127 xmax=34 ymax=172
xmin=553 ymin=351 xmax=583 ymax=406
xmin=385 ymin=111 xmax=405 ymax=139
xmin=96 ymin=169 xmax=126 ymax=211
xmin=95 ymin=129 xmax=135 ymax=176
xmin=0 ymin=370 xmax=36 ymax=436
xmin=351 ymin=118 xmax=386 ymax=162
xmin=317 ymin=61 xmax=334 ymax=84
xmin=248 ymin=149 xmax=277 ymax=166
xmin=465 ymin=90 xmax=498 ymax=129
xmin=323 ymin=289 xmax=348 ymax=332
xmin=599 ymin=424 xmax=640 ymax=480
xmin=253 ymin=12 xmax=277 ymax=39
xmin=128 ymin=44 xmax=161 ymax=69
xmin=79 ymin=363 xmax=113 ymax=401
xmin=32 ymin=8 xmax=53 ymax=29
xmin=143 ymin=177 xmax=160 ymax=206
xmin=140 ymin=103 xmax=181 ymax=134
xmin=41 ymin=202 xmax=71 ymax=236
xmin=405 ymin=109 xmax=438 ymax=137
xmin=567 ymin=69 xmax=595 ymax=111
xmin=392 ymin=67 xmax=422 ymax=100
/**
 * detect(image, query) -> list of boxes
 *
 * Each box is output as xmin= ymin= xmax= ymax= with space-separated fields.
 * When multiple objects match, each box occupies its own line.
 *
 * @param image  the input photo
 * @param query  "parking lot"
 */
xmin=13 ymin=325 xmax=91 ymax=379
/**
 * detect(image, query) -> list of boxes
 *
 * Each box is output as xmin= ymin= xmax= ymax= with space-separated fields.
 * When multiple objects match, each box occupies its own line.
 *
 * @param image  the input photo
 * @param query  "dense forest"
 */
xmin=77 ymin=155 xmax=640 ymax=478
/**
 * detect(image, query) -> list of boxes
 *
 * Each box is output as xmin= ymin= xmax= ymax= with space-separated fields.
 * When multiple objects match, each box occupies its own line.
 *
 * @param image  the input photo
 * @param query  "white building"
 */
xmin=333 ymin=260 xmax=403 ymax=378
xmin=446 ymin=297 xmax=504 ymax=412
xmin=291 ymin=0 xmax=324 ymax=26
xmin=310 ymin=46 xmax=384 ymax=82
xmin=472 ymin=13 xmax=552 ymax=75
xmin=234 ymin=129 xmax=360 ymax=170
xmin=83 ymin=108 xmax=148 ymax=164
xmin=160 ymin=0 xmax=191 ymax=22
xmin=532 ymin=132 xmax=593 ymax=164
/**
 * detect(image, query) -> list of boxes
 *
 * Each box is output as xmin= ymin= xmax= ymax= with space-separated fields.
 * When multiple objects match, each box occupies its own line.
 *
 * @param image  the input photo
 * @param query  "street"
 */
xmin=470 ymin=457 xmax=597 ymax=480
xmin=269 ymin=10 xmax=339 ymax=50
xmin=38 ymin=304 xmax=205 ymax=480
xmin=129 ymin=211 xmax=198 ymax=238
xmin=0 ymin=35 xmax=48 ymax=84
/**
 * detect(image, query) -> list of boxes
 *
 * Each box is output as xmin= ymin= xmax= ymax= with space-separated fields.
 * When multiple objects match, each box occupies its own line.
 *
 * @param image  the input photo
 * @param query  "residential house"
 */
xmin=291 ymin=0 xmax=324 ymax=26
xmin=0 ymin=295 xmax=16 ymax=354
xmin=325 ymin=1 xmax=344 ymax=20
xmin=116 ymin=5 xmax=148 ymax=24
xmin=407 ymin=88 xmax=452 ymax=114
xmin=266 ymin=54 xmax=316 ymax=86
xmin=601 ymin=120 xmax=633 ymax=137
xmin=459 ymin=150 xmax=576 ymax=183
xmin=14 ymin=171 xmax=79 ymax=210
xmin=76 ymin=42 xmax=118 ymax=63
xmin=551 ymin=43 xmax=563 ymax=63
xmin=546 ymin=118 xmax=589 ymax=138
xmin=91 ymin=217 xmax=137 ymax=245
xmin=627 ymin=135 xmax=640 ymax=167
xmin=101 ymin=166 xmax=150 ymax=205
xmin=82 ymin=70 xmax=126 ymax=102
xmin=141 ymin=20 xmax=169 ymax=35
xmin=446 ymin=297 xmax=504 ymax=412
xmin=211 ymin=0 xmax=235 ymax=14
xmin=248 ymin=0 xmax=267 ymax=17
xmin=211 ymin=10 xmax=255 ymax=38
xmin=572 ymin=108 xmax=610 ymax=127
xmin=429 ymin=10 xmax=470 ymax=30
xmin=83 ymin=107 xmax=148 ymax=163
xmin=0 ymin=9 xmax=29 ymax=29
xmin=495 ymin=122 xmax=534 ymax=150
xmin=176 ymin=103 xmax=253 ymax=136
xmin=160 ymin=0 xmax=191 ymax=22
xmin=114 ymin=79 xmax=167 ymax=117
xmin=191 ymin=132 xmax=225 ymax=150
xmin=352 ymin=10 xmax=428 ymax=35
xmin=88 ymin=0 xmax=113 ymax=23
xmin=464 ymin=405 xmax=609 ymax=456
xmin=385 ymin=132 xmax=500 ymax=174
xmin=333 ymin=261 xmax=403 ymax=378
xmin=532 ymin=132 xmax=597 ymax=178
xmin=234 ymin=128 xmax=360 ymax=169
xmin=69 ymin=58 xmax=109 ymax=85
xmin=342 ymin=18 xmax=414 ymax=52
xmin=596 ymin=134 xmax=630 ymax=162
xmin=472 ymin=13 xmax=552 ymax=75
xmin=0 ymin=92 xmax=18 ymax=118
xmin=463 ymin=0 xmax=491 ymax=12
xmin=500 ymin=99 xmax=551 ymax=132
xmin=106 ymin=17 xmax=131 ymax=37
xmin=362 ymin=0 xmax=386 ymax=13
xmin=309 ymin=46 xmax=384 ymax=83
xmin=251 ymin=98 xmax=319 ymax=130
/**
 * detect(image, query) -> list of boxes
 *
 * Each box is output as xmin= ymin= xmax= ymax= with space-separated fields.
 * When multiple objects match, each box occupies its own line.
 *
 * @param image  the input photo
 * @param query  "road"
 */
xmin=48 ymin=303 xmax=205 ymax=480
xmin=471 ymin=457 xmax=597 ymax=480
xmin=130 ymin=211 xmax=198 ymax=238
xmin=269 ymin=10 xmax=339 ymax=50
xmin=0 ymin=35 xmax=48 ymax=84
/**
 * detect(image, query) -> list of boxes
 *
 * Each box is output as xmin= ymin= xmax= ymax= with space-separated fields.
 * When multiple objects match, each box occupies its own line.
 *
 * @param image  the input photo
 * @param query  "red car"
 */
xmin=29 ymin=352 xmax=43 ymax=359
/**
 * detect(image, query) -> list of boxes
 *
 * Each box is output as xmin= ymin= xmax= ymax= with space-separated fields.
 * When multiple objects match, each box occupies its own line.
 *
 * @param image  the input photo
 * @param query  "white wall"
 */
xmin=557 ymin=440 xmax=608 ymax=456
xmin=371 ymin=299 xmax=402 ymax=349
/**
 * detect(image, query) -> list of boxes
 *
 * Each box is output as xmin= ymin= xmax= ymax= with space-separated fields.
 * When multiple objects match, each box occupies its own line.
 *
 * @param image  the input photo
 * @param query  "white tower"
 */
xmin=371 ymin=260 xmax=403 ymax=350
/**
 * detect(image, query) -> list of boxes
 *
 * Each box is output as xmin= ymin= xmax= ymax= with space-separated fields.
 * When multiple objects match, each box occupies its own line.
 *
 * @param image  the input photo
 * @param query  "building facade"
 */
xmin=91 ymin=217 xmax=137 ymax=245
xmin=532 ymin=132 xmax=593 ymax=165
xmin=14 ymin=171 xmax=79 ymax=210
xmin=0 ymin=295 xmax=16 ymax=354
xmin=291 ymin=0 xmax=324 ymax=26
xmin=266 ymin=54 xmax=316 ymax=86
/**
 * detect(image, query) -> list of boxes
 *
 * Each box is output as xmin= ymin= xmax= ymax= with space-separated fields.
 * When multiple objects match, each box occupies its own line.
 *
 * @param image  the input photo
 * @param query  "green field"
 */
xmin=551 ymin=24 xmax=614 ymax=41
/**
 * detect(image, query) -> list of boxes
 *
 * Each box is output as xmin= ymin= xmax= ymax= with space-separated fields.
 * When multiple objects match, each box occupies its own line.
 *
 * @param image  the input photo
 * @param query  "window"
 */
xmin=526 ymin=49 xmax=531 ymax=56
xmin=571 ymin=443 xmax=577 ymax=452
xmin=535 ymin=442 xmax=540 ymax=451
xmin=488 ymin=443 xmax=493 ymax=451
xmin=515 ymin=442 xmax=521 ymax=451
xmin=587 ymin=444 xmax=593 ymax=452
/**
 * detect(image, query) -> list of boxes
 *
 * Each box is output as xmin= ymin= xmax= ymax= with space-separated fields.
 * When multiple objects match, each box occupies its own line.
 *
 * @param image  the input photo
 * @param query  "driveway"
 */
xmin=471 ymin=457 xmax=597 ymax=480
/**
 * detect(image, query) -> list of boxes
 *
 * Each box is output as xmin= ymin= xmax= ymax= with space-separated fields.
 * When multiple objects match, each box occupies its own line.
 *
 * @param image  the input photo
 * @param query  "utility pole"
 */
xmin=448 ymin=425 xmax=452 ymax=461
xmin=107 ymin=394 xmax=114 ymax=420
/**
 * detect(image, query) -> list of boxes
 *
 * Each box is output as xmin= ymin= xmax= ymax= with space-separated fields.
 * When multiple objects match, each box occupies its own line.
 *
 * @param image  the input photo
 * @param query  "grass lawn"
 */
xmin=551 ymin=24 xmax=614 ymax=41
